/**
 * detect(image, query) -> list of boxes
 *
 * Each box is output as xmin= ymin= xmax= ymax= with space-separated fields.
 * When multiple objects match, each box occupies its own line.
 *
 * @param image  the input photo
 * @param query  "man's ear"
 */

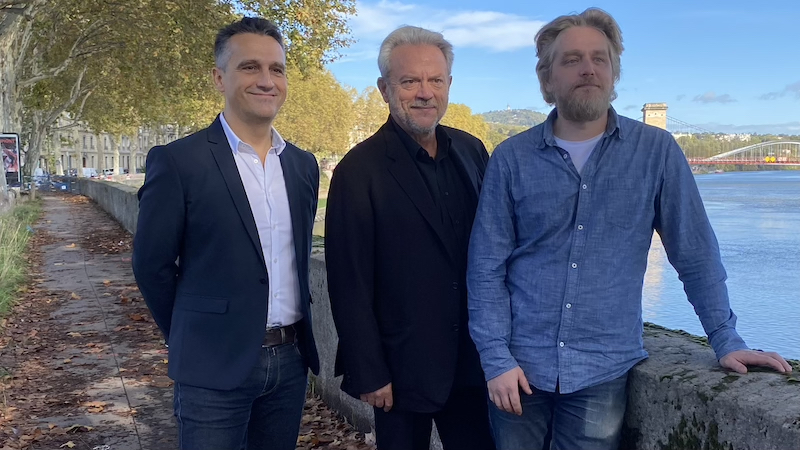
xmin=377 ymin=77 xmax=390 ymax=104
xmin=212 ymin=67 xmax=225 ymax=93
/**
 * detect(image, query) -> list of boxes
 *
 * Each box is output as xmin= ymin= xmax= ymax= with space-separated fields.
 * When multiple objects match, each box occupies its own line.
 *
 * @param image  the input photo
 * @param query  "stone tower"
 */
xmin=641 ymin=103 xmax=668 ymax=130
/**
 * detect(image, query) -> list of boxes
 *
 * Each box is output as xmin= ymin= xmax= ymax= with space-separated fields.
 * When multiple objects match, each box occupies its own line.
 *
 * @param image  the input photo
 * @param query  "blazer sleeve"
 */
xmin=132 ymin=146 xmax=185 ymax=339
xmin=324 ymin=157 xmax=392 ymax=396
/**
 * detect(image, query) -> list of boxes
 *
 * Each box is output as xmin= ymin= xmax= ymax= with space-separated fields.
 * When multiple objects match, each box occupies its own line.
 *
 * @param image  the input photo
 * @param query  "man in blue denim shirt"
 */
xmin=467 ymin=8 xmax=792 ymax=450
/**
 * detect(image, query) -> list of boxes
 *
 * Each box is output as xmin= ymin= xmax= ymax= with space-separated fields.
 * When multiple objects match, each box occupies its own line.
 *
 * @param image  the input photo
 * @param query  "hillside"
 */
xmin=479 ymin=109 xmax=548 ymax=127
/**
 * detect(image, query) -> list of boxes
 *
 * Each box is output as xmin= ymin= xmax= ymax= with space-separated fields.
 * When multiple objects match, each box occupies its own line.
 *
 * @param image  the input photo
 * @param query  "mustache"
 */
xmin=409 ymin=100 xmax=436 ymax=107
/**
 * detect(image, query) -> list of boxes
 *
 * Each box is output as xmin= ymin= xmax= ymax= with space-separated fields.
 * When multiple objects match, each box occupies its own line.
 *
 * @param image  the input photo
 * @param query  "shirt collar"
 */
xmin=537 ymin=105 xmax=625 ymax=150
xmin=219 ymin=112 xmax=287 ymax=156
xmin=389 ymin=114 xmax=452 ymax=161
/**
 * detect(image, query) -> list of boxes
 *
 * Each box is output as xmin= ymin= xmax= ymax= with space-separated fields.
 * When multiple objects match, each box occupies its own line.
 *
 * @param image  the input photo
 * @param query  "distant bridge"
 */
xmin=685 ymin=141 xmax=800 ymax=166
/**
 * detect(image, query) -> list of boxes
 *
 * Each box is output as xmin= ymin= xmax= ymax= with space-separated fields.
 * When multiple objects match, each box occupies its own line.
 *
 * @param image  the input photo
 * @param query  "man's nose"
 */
xmin=257 ymin=70 xmax=275 ymax=89
xmin=579 ymin=58 xmax=596 ymax=76
xmin=417 ymin=80 xmax=434 ymax=100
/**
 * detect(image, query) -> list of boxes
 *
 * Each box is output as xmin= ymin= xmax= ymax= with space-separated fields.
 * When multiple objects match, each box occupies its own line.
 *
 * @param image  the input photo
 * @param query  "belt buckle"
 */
xmin=279 ymin=326 xmax=286 ymax=344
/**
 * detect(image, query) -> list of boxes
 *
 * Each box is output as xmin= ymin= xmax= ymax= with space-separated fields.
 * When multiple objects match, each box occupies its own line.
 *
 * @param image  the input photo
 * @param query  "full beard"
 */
xmin=557 ymin=85 xmax=613 ymax=123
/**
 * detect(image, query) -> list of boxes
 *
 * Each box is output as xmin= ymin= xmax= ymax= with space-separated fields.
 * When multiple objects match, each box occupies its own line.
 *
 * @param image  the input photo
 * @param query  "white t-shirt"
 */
xmin=554 ymin=133 xmax=603 ymax=175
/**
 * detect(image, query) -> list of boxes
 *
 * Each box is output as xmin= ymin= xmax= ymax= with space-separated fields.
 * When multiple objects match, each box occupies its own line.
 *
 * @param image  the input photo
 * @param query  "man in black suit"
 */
xmin=325 ymin=26 xmax=495 ymax=450
xmin=132 ymin=18 xmax=319 ymax=450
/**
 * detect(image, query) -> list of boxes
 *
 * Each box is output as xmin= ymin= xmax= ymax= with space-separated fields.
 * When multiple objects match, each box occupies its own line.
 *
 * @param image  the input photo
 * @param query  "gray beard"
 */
xmin=557 ymin=88 xmax=613 ymax=122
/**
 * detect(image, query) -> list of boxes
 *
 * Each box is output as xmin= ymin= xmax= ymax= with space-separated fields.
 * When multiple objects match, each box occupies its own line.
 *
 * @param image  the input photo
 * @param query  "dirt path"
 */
xmin=0 ymin=194 xmax=374 ymax=450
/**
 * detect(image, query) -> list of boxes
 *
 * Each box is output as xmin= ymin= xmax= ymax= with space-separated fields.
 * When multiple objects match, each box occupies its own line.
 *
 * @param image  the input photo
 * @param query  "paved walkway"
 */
xmin=0 ymin=195 xmax=373 ymax=450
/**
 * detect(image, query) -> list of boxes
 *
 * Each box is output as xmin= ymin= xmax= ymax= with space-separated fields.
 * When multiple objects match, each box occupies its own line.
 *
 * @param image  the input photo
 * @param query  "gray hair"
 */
xmin=377 ymin=26 xmax=454 ymax=78
xmin=535 ymin=8 xmax=624 ymax=104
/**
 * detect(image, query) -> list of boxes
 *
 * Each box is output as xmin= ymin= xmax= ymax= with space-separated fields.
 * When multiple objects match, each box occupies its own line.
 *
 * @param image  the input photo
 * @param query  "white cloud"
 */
xmin=692 ymin=91 xmax=737 ymax=104
xmin=760 ymin=80 xmax=800 ymax=101
xmin=347 ymin=1 xmax=545 ymax=53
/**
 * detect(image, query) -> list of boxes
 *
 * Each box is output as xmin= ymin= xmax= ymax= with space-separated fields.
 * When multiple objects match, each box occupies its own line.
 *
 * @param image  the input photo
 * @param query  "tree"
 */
xmin=440 ymin=103 xmax=491 ymax=149
xmin=3 ymin=0 xmax=357 ymax=176
xmin=352 ymin=86 xmax=388 ymax=145
xmin=274 ymin=67 xmax=355 ymax=157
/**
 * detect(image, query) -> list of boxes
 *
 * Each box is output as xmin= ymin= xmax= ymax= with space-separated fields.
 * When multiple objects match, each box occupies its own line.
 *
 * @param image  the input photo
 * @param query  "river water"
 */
xmin=643 ymin=170 xmax=800 ymax=359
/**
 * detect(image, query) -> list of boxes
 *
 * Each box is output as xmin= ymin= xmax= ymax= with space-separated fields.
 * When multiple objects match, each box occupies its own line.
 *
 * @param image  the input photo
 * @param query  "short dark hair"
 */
xmin=214 ymin=17 xmax=284 ymax=70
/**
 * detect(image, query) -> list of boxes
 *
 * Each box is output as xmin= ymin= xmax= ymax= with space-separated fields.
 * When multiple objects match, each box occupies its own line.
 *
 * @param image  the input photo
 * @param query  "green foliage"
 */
xmin=441 ymin=103 xmax=491 ymax=149
xmin=0 ymin=200 xmax=41 ymax=319
xmin=9 ymin=0 xmax=357 ymax=173
xmin=352 ymin=86 xmax=388 ymax=144
xmin=479 ymin=109 xmax=548 ymax=127
xmin=275 ymin=66 xmax=355 ymax=157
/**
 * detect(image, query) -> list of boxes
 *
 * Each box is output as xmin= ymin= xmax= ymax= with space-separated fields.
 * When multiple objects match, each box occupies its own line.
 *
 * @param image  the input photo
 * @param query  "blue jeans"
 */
xmin=173 ymin=342 xmax=308 ymax=450
xmin=488 ymin=373 xmax=628 ymax=450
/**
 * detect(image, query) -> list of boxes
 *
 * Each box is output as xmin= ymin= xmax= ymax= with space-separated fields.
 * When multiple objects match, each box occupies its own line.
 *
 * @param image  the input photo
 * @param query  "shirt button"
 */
xmin=253 ymin=158 xmax=259 ymax=164
xmin=582 ymin=184 xmax=588 ymax=190
xmin=566 ymin=303 xmax=572 ymax=309
xmin=571 ymin=263 xmax=578 ymax=269
xmin=273 ymin=293 xmax=278 ymax=298
xmin=577 ymin=225 xmax=584 ymax=230
xmin=273 ymin=258 xmax=278 ymax=263
xmin=559 ymin=341 xmax=565 ymax=347
xmin=562 ymin=153 xmax=569 ymax=160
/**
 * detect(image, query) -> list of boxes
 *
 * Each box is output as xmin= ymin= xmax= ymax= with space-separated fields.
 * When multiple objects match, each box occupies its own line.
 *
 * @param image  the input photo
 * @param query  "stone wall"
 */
xmin=77 ymin=178 xmax=138 ymax=234
xmin=80 ymin=179 xmax=800 ymax=450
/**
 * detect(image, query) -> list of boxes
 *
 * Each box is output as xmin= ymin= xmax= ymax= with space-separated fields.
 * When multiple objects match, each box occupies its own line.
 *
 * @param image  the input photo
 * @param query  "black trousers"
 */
xmin=373 ymin=387 xmax=495 ymax=450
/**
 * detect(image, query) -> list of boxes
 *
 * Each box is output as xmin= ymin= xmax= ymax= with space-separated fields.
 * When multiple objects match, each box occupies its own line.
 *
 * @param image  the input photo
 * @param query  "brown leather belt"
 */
xmin=263 ymin=324 xmax=297 ymax=347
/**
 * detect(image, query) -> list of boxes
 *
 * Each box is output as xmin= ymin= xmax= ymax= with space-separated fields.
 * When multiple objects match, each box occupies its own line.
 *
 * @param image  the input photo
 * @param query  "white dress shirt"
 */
xmin=220 ymin=113 xmax=302 ymax=327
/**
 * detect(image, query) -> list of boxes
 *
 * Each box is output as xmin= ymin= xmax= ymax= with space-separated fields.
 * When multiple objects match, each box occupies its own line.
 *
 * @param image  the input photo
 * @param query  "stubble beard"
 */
xmin=387 ymin=90 xmax=440 ymax=137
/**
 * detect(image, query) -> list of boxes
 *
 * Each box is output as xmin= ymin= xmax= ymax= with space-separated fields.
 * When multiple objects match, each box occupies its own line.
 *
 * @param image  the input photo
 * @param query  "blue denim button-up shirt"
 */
xmin=467 ymin=107 xmax=748 ymax=394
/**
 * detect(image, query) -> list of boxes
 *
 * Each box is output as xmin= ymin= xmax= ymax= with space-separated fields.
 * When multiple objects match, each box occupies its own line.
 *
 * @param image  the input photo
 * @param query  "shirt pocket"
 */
xmin=599 ymin=179 xmax=650 ymax=230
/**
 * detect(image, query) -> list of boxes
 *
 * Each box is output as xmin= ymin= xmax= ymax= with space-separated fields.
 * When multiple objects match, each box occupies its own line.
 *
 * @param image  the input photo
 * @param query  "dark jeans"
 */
xmin=488 ymin=373 xmax=628 ymax=450
xmin=374 ymin=386 xmax=495 ymax=450
xmin=173 ymin=342 xmax=308 ymax=450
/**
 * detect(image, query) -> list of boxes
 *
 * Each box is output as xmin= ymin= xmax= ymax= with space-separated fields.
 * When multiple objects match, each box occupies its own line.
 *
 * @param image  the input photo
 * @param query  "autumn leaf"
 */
xmin=129 ymin=314 xmax=145 ymax=321
xmin=65 ymin=243 xmax=76 ymax=248
xmin=70 ymin=292 xmax=81 ymax=300
xmin=60 ymin=442 xmax=76 ymax=449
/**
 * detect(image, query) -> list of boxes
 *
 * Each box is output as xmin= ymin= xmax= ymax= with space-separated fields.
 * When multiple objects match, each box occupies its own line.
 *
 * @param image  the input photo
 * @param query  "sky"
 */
xmin=326 ymin=0 xmax=800 ymax=135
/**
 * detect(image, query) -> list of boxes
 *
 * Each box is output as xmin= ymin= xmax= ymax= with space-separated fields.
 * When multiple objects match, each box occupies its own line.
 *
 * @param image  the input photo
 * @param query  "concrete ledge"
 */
xmin=82 ymin=181 xmax=800 ymax=450
xmin=78 ymin=178 xmax=139 ymax=234
xmin=623 ymin=324 xmax=800 ymax=450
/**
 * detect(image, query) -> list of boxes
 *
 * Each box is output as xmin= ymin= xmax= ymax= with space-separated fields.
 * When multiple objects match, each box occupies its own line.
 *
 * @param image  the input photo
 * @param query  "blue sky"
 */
xmin=326 ymin=0 xmax=800 ymax=135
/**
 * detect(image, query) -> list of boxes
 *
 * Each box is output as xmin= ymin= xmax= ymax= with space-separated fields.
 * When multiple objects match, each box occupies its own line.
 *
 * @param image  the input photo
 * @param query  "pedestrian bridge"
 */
xmin=686 ymin=140 xmax=800 ymax=166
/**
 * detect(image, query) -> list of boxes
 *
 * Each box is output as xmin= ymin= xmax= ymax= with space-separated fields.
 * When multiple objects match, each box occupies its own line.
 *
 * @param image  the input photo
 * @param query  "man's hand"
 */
xmin=360 ymin=382 xmax=393 ymax=412
xmin=720 ymin=349 xmax=792 ymax=374
xmin=487 ymin=366 xmax=533 ymax=416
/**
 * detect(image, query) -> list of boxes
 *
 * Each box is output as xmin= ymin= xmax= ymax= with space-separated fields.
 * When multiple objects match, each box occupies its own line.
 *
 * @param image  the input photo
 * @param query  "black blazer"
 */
xmin=325 ymin=119 xmax=489 ymax=412
xmin=132 ymin=116 xmax=319 ymax=390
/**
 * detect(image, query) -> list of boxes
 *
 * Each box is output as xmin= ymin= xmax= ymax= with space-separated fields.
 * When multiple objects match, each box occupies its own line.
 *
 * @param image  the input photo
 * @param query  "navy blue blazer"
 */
xmin=132 ymin=116 xmax=320 ymax=390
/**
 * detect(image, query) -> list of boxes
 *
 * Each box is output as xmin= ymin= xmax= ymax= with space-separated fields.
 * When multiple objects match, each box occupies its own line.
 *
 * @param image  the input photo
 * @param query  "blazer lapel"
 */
xmin=277 ymin=144 xmax=310 ymax=282
xmin=382 ymin=123 xmax=458 ymax=265
xmin=206 ymin=117 xmax=266 ymax=268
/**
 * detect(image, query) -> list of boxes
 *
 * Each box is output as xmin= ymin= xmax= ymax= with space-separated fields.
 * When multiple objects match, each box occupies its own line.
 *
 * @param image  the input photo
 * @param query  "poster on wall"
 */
xmin=1 ymin=133 xmax=21 ymax=185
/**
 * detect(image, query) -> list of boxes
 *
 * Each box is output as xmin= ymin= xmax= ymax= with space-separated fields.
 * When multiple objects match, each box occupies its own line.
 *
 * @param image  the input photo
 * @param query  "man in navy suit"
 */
xmin=132 ymin=17 xmax=319 ymax=450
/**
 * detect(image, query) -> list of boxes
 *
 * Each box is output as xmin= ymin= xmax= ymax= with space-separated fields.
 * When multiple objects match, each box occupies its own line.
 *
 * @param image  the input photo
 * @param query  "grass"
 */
xmin=0 ymin=199 xmax=42 ymax=318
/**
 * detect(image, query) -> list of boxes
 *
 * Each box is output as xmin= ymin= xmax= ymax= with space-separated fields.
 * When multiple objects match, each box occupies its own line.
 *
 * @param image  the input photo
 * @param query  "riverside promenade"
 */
xmin=0 ymin=194 xmax=374 ymax=450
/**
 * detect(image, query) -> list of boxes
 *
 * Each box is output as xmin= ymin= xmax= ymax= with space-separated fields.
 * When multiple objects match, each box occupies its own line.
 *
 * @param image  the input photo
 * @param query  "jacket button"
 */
xmin=260 ymin=278 xmax=268 ymax=285
xmin=451 ymin=324 xmax=460 ymax=332
xmin=451 ymin=282 xmax=459 ymax=290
